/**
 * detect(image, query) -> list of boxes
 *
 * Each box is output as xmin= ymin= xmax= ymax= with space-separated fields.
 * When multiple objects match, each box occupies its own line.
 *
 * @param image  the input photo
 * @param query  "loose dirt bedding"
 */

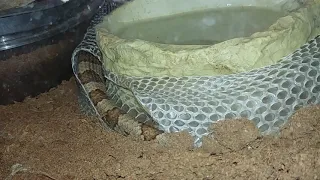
xmin=0 ymin=78 xmax=319 ymax=180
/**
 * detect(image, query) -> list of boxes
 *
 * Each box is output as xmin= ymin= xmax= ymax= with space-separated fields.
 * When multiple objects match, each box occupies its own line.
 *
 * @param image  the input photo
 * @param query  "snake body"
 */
xmin=71 ymin=1 xmax=165 ymax=141
xmin=76 ymin=51 xmax=164 ymax=141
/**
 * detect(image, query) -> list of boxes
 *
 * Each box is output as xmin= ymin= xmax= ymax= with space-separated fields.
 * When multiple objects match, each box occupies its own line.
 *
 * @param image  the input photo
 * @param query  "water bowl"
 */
xmin=96 ymin=0 xmax=320 ymax=77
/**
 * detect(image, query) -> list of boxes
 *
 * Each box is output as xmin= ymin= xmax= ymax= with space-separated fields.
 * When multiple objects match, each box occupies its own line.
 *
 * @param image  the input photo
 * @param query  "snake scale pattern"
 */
xmin=76 ymin=51 xmax=164 ymax=141
xmin=72 ymin=1 xmax=165 ymax=141
xmin=72 ymin=0 xmax=320 ymax=145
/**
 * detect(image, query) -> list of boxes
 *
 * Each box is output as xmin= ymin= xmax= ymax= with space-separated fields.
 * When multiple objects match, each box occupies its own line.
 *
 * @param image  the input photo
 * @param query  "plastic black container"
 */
xmin=0 ymin=0 xmax=104 ymax=105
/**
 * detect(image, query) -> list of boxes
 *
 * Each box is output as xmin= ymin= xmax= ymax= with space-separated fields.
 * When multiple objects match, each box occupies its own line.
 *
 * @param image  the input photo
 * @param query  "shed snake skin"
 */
xmin=72 ymin=0 xmax=320 ymax=144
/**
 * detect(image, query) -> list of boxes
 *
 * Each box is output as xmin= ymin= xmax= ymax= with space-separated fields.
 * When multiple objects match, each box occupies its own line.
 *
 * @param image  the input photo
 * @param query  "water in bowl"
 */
xmin=115 ymin=6 xmax=286 ymax=45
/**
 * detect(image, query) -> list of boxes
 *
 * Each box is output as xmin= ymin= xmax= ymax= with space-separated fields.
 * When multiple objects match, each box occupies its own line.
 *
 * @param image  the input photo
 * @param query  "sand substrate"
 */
xmin=0 ymin=78 xmax=319 ymax=180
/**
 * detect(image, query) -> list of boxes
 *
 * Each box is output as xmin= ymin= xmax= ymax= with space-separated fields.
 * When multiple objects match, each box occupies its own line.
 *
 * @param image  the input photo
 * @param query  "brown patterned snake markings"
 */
xmin=76 ymin=50 xmax=164 ymax=141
